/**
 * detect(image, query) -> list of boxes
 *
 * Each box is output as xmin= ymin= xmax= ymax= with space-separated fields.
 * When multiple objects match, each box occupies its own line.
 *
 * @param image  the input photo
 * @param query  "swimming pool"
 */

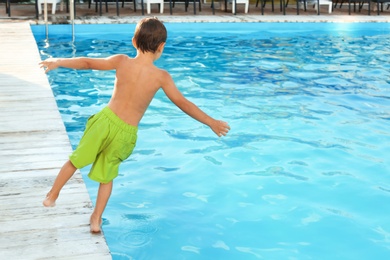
xmin=33 ymin=23 xmax=390 ymax=259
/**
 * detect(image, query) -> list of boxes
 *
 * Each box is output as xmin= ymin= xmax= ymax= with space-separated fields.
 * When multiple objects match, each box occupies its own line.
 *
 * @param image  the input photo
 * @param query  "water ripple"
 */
xmin=154 ymin=167 xmax=180 ymax=172
xmin=212 ymin=240 xmax=230 ymax=250
xmin=378 ymin=187 xmax=390 ymax=194
xmin=238 ymin=166 xmax=308 ymax=181
xmin=116 ymin=214 xmax=158 ymax=249
xmin=322 ymin=171 xmax=352 ymax=177
xmin=181 ymin=245 xmax=200 ymax=254
xmin=204 ymin=156 xmax=222 ymax=165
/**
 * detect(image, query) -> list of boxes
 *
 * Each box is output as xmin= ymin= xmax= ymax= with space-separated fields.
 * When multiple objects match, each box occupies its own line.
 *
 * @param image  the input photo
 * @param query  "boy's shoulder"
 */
xmin=110 ymin=54 xmax=133 ymax=68
xmin=108 ymin=54 xmax=130 ymax=62
xmin=112 ymin=54 xmax=130 ymax=61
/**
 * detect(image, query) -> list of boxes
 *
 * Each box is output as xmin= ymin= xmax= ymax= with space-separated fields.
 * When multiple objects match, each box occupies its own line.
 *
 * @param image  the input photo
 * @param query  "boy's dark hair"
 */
xmin=134 ymin=17 xmax=167 ymax=54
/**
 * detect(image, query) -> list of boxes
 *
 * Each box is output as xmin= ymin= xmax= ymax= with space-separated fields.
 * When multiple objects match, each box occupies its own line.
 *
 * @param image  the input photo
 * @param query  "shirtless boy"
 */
xmin=40 ymin=17 xmax=230 ymax=233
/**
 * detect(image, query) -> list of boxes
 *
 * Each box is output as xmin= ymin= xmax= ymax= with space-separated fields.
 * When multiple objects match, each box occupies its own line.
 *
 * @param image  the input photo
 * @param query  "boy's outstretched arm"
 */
xmin=39 ymin=55 xmax=125 ymax=73
xmin=161 ymin=72 xmax=230 ymax=137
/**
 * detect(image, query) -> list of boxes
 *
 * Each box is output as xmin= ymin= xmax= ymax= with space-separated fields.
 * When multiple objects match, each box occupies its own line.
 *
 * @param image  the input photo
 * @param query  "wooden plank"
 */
xmin=0 ymin=22 xmax=111 ymax=259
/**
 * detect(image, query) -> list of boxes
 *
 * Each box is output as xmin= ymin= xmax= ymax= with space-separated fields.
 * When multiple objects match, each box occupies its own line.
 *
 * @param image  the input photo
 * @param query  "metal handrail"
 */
xmin=70 ymin=0 xmax=75 ymax=41
xmin=44 ymin=0 xmax=48 ymax=40
xmin=42 ymin=0 xmax=75 ymax=41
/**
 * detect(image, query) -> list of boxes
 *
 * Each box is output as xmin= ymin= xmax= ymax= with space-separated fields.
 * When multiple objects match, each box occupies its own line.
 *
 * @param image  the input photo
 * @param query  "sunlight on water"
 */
xmin=34 ymin=23 xmax=390 ymax=259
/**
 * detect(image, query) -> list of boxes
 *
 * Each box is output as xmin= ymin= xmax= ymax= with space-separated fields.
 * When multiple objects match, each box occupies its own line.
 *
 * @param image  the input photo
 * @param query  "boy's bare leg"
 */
xmin=43 ymin=160 xmax=77 ymax=207
xmin=90 ymin=181 xmax=113 ymax=233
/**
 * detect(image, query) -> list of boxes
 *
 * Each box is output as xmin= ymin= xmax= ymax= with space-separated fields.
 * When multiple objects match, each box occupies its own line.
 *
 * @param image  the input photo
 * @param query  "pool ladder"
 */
xmin=43 ymin=0 xmax=75 ymax=41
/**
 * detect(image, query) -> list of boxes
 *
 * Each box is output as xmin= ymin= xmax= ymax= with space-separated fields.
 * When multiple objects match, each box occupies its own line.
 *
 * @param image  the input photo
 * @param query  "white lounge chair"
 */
xmin=314 ymin=0 xmax=333 ymax=13
xmin=300 ymin=0 xmax=332 ymax=14
xmin=232 ymin=0 xmax=249 ymax=13
xmin=144 ymin=0 xmax=164 ymax=14
xmin=37 ymin=0 xmax=63 ymax=14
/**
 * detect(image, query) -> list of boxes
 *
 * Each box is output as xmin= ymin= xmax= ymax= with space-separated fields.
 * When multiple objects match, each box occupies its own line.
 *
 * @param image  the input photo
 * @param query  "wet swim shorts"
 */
xmin=69 ymin=107 xmax=138 ymax=184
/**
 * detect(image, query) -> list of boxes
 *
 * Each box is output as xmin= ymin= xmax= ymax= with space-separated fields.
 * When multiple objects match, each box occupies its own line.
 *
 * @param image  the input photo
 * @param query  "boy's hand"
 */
xmin=39 ymin=58 xmax=59 ymax=73
xmin=210 ymin=120 xmax=230 ymax=137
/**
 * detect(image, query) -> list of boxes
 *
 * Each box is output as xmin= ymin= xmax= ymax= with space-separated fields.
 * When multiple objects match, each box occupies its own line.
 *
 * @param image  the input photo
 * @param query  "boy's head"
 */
xmin=133 ymin=17 xmax=167 ymax=54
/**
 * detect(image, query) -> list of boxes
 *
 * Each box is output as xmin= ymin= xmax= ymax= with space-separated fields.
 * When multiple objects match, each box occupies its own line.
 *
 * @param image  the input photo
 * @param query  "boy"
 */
xmin=40 ymin=17 xmax=230 ymax=233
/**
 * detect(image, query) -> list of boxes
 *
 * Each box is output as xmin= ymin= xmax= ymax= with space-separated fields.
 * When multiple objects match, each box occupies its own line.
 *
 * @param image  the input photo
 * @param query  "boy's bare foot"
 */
xmin=43 ymin=192 xmax=58 ymax=207
xmin=90 ymin=214 xmax=103 ymax=233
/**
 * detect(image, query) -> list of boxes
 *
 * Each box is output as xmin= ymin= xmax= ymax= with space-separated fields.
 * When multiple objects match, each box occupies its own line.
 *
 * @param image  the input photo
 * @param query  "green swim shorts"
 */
xmin=69 ymin=107 xmax=138 ymax=184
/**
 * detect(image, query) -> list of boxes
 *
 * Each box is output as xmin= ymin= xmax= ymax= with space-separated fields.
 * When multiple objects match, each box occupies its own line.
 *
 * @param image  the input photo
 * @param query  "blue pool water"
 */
xmin=33 ymin=23 xmax=390 ymax=259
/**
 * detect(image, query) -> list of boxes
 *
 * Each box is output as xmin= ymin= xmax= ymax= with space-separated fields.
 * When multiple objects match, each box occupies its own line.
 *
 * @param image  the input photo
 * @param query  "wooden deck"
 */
xmin=0 ymin=22 xmax=111 ymax=259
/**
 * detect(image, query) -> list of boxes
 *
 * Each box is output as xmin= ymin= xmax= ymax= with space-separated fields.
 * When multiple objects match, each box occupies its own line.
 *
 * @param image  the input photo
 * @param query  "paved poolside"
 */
xmin=0 ymin=2 xmax=389 ymax=259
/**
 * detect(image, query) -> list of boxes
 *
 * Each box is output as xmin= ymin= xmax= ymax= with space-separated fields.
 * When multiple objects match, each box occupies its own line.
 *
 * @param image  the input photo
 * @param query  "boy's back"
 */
xmin=107 ymin=53 xmax=167 ymax=127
